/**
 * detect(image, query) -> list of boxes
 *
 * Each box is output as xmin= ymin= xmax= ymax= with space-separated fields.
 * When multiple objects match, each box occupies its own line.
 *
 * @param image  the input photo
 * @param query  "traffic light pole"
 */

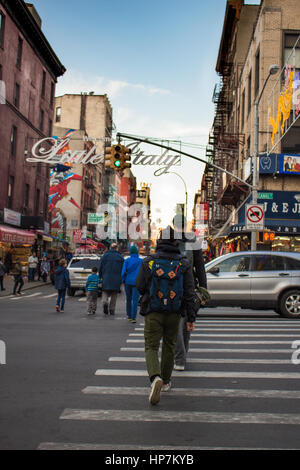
xmin=116 ymin=132 xmax=255 ymax=190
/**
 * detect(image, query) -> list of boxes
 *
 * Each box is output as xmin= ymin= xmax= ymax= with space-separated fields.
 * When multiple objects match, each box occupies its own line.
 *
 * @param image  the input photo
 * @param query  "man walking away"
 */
xmin=0 ymin=257 xmax=6 ymax=291
xmin=54 ymin=259 xmax=70 ymax=312
xmin=86 ymin=266 xmax=100 ymax=316
xmin=98 ymin=243 xmax=124 ymax=316
xmin=121 ymin=245 xmax=142 ymax=323
xmin=173 ymin=214 xmax=207 ymax=371
xmin=13 ymin=258 xmax=24 ymax=296
xmin=136 ymin=226 xmax=196 ymax=405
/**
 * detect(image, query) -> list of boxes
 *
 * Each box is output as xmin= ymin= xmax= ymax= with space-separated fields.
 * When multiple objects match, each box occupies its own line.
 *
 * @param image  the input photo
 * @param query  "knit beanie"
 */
xmin=130 ymin=245 xmax=138 ymax=254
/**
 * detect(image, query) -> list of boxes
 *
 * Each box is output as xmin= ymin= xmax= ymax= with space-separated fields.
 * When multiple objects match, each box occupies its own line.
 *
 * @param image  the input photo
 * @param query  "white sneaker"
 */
xmin=162 ymin=382 xmax=171 ymax=392
xmin=149 ymin=376 xmax=163 ymax=405
xmin=174 ymin=364 xmax=185 ymax=371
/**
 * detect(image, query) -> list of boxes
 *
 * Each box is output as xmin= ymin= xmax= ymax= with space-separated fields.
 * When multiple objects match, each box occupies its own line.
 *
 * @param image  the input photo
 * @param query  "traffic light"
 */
xmin=112 ymin=144 xmax=122 ymax=169
xmin=263 ymin=230 xmax=275 ymax=242
xmin=104 ymin=145 xmax=122 ymax=170
xmin=120 ymin=145 xmax=132 ymax=169
xmin=105 ymin=146 xmax=114 ymax=169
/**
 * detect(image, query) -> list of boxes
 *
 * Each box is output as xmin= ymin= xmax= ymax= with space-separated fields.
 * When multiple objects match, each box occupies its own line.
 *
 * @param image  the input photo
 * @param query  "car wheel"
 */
xmin=279 ymin=290 xmax=300 ymax=318
xmin=67 ymin=287 xmax=75 ymax=297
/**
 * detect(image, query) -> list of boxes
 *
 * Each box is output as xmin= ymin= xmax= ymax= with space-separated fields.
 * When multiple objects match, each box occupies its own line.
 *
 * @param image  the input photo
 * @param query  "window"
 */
xmin=0 ymin=12 xmax=5 ymax=48
xmin=13 ymin=82 xmax=20 ymax=108
xmin=35 ymin=189 xmax=40 ymax=215
xmin=10 ymin=126 xmax=17 ymax=156
xmin=55 ymin=106 xmax=61 ymax=123
xmin=24 ymin=184 xmax=30 ymax=207
xmin=241 ymin=89 xmax=245 ymax=130
xmin=255 ymin=47 xmax=260 ymax=96
xmin=48 ymin=119 xmax=52 ymax=136
xmin=39 ymin=109 xmax=44 ymax=131
xmin=285 ymin=256 xmax=300 ymax=270
xmin=16 ymin=37 xmax=23 ymax=68
xmin=247 ymin=69 xmax=252 ymax=114
xmin=210 ymin=255 xmax=250 ymax=273
xmin=41 ymin=71 xmax=46 ymax=97
xmin=254 ymin=255 xmax=285 ymax=271
xmin=7 ymin=176 xmax=14 ymax=209
xmin=284 ymin=33 xmax=300 ymax=74
xmin=50 ymin=82 xmax=55 ymax=106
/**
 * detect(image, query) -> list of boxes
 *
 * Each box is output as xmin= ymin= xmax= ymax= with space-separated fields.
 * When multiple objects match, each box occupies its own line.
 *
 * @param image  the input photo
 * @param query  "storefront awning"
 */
xmin=0 ymin=225 xmax=35 ymax=244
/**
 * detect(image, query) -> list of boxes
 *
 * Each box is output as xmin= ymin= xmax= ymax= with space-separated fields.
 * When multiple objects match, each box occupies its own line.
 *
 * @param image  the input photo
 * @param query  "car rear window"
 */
xmin=69 ymin=259 xmax=99 ymax=269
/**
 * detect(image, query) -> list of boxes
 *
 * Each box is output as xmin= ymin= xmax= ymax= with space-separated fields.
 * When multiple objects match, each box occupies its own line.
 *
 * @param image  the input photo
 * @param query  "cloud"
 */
xmin=56 ymin=70 xmax=171 ymax=99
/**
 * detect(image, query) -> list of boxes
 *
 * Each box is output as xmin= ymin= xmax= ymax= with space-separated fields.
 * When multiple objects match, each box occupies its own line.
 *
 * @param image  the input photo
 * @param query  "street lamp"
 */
xmin=251 ymin=64 xmax=280 ymax=251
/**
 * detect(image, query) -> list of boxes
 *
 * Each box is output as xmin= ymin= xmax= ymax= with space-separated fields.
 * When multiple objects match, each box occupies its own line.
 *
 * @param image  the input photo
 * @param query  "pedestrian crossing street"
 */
xmin=38 ymin=315 xmax=300 ymax=450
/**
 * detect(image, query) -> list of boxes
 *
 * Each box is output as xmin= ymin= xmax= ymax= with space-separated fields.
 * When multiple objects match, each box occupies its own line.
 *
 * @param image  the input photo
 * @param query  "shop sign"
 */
xmin=279 ymin=154 xmax=300 ymax=175
xmin=239 ymin=191 xmax=300 ymax=223
xmin=4 ymin=208 xmax=21 ymax=227
xmin=73 ymin=229 xmax=83 ymax=244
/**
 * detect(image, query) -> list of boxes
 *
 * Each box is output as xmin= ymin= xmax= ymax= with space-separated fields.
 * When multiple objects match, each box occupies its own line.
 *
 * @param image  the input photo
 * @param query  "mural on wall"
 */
xmin=48 ymin=130 xmax=83 ymax=231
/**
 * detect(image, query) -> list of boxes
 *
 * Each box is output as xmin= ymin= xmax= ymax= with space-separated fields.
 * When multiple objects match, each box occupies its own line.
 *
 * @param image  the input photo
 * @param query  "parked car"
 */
xmin=205 ymin=251 xmax=300 ymax=318
xmin=67 ymin=254 xmax=102 ymax=296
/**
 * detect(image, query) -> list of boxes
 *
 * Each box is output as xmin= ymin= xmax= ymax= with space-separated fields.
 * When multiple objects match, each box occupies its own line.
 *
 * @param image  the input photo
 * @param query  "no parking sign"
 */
xmin=245 ymin=204 xmax=265 ymax=231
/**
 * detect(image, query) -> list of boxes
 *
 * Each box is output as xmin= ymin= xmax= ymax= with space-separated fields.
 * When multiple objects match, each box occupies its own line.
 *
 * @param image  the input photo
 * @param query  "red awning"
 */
xmin=0 ymin=225 xmax=36 ymax=245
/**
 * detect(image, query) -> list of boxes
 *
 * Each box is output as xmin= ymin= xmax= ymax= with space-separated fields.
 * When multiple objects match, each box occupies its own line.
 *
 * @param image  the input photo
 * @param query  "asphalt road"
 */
xmin=1 ymin=285 xmax=300 ymax=451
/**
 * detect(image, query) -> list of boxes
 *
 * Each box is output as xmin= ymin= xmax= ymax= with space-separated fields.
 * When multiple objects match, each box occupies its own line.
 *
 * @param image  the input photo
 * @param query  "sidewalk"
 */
xmin=0 ymin=276 xmax=51 ymax=297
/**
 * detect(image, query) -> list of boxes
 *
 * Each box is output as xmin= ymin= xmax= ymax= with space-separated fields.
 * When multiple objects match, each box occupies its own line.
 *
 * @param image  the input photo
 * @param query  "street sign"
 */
xmin=88 ymin=213 xmax=104 ymax=224
xmin=245 ymin=204 xmax=265 ymax=231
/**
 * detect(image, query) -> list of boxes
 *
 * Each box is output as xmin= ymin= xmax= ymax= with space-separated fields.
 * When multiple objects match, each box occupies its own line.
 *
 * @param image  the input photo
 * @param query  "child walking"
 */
xmin=86 ymin=266 xmax=100 ymax=315
xmin=54 ymin=259 xmax=70 ymax=312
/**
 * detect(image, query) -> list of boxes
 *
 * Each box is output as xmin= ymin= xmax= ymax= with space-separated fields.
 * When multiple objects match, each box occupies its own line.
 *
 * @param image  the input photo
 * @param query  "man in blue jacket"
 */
xmin=98 ymin=243 xmax=124 ymax=315
xmin=54 ymin=259 xmax=70 ymax=312
xmin=121 ymin=245 xmax=142 ymax=323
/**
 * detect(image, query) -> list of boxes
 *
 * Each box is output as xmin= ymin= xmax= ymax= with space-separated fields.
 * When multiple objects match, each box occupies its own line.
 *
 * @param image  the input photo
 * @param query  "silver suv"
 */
xmin=205 ymin=251 xmax=300 ymax=318
xmin=67 ymin=254 xmax=101 ymax=296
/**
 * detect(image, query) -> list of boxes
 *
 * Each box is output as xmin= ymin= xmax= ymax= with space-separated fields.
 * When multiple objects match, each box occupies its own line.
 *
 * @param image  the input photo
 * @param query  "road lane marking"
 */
xmin=129 ymin=333 xmax=300 ymax=337
xmin=120 ymin=347 xmax=294 ymax=353
xmin=108 ymin=356 xmax=292 ymax=364
xmin=134 ymin=327 xmax=300 ymax=332
xmin=43 ymin=293 xmax=57 ymax=298
xmin=82 ymin=386 xmax=300 ymax=399
xmin=60 ymin=408 xmax=300 ymax=424
xmin=126 ymin=339 xmax=297 ymax=344
xmin=94 ymin=369 xmax=300 ymax=379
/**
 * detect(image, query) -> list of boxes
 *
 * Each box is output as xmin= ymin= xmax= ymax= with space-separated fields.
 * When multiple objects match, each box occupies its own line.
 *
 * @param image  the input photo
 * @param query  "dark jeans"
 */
xmin=56 ymin=289 xmax=66 ymax=310
xmin=174 ymin=317 xmax=191 ymax=366
xmin=28 ymin=267 xmax=36 ymax=281
xmin=125 ymin=284 xmax=140 ymax=319
xmin=13 ymin=275 xmax=24 ymax=294
xmin=0 ymin=276 xmax=4 ymax=290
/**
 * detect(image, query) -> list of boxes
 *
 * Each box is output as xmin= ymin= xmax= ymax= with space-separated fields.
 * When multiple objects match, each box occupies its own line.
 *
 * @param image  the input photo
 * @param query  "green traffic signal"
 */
xmin=114 ymin=159 xmax=121 ymax=168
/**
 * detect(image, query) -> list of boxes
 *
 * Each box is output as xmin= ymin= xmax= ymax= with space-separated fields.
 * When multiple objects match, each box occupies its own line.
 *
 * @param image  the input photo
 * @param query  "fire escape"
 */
xmin=206 ymin=59 xmax=246 ymax=232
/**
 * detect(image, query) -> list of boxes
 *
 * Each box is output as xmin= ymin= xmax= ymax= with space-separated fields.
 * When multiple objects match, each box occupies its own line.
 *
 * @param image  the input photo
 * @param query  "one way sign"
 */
xmin=245 ymin=204 xmax=265 ymax=231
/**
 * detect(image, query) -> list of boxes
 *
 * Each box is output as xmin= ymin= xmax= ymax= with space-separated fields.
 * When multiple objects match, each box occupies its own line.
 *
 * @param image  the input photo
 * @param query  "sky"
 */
xmin=32 ymin=0 xmax=261 ymax=227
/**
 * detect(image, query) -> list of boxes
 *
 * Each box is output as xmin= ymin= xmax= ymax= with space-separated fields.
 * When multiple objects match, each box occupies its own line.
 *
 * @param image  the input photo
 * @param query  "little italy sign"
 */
xmin=27 ymin=137 xmax=181 ymax=176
